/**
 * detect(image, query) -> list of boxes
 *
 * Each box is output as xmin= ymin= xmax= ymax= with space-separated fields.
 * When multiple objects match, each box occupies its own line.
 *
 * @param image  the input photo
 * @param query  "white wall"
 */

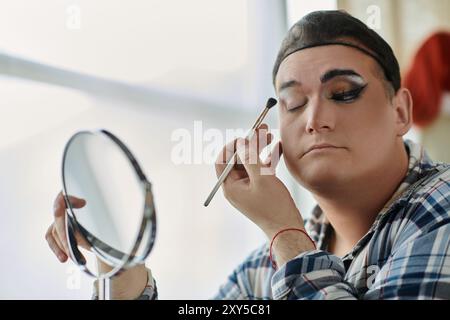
xmin=0 ymin=81 xmax=268 ymax=299
xmin=1 ymin=0 xmax=371 ymax=299
xmin=0 ymin=0 xmax=330 ymax=299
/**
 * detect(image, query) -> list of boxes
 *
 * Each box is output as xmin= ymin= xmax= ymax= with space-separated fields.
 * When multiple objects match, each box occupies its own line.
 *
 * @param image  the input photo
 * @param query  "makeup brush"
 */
xmin=203 ymin=97 xmax=278 ymax=207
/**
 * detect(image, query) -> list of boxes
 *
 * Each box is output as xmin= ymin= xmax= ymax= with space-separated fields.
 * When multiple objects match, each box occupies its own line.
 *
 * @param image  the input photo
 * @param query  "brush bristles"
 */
xmin=266 ymin=97 xmax=277 ymax=109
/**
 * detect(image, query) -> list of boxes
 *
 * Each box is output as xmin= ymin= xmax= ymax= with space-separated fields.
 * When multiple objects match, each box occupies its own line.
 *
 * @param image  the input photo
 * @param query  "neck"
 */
xmin=312 ymin=142 xmax=409 ymax=255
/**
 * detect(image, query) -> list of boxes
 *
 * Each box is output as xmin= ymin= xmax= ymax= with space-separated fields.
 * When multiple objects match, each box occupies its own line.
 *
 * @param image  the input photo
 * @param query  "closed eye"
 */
xmin=287 ymin=100 xmax=308 ymax=112
xmin=330 ymin=84 xmax=367 ymax=103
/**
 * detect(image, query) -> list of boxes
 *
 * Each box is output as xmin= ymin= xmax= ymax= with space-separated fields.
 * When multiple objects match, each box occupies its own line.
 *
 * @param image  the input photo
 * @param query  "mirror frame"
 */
xmin=61 ymin=129 xmax=157 ymax=279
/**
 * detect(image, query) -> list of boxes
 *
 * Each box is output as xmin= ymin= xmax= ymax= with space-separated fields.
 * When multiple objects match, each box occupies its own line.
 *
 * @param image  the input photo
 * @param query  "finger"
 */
xmin=215 ymin=139 xmax=235 ymax=166
xmin=52 ymin=226 xmax=68 ymax=255
xmin=52 ymin=193 xmax=70 ymax=254
xmin=54 ymin=192 xmax=86 ymax=217
xmin=53 ymin=191 xmax=66 ymax=218
xmin=69 ymin=196 xmax=86 ymax=208
xmin=236 ymin=137 xmax=263 ymax=179
xmin=54 ymin=215 xmax=69 ymax=255
xmin=54 ymin=192 xmax=87 ymax=252
xmin=257 ymin=123 xmax=268 ymax=133
xmin=215 ymin=139 xmax=248 ymax=181
xmin=255 ymin=124 xmax=273 ymax=155
xmin=248 ymin=132 xmax=263 ymax=167
xmin=232 ymin=124 xmax=271 ymax=180
xmin=258 ymin=132 xmax=273 ymax=155
xmin=46 ymin=226 xmax=68 ymax=262
xmin=216 ymin=123 xmax=270 ymax=168
xmin=74 ymin=231 xmax=92 ymax=251
xmin=263 ymin=141 xmax=283 ymax=168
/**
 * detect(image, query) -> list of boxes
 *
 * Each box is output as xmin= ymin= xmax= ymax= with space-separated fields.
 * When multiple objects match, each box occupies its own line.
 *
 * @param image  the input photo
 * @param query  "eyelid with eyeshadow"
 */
xmin=329 ymin=83 xmax=368 ymax=102
xmin=281 ymin=76 xmax=367 ymax=111
xmin=285 ymin=83 xmax=367 ymax=111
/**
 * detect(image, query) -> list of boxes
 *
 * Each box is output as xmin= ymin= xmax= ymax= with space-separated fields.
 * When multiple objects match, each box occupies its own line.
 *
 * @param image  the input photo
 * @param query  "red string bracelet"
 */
xmin=269 ymin=228 xmax=316 ymax=270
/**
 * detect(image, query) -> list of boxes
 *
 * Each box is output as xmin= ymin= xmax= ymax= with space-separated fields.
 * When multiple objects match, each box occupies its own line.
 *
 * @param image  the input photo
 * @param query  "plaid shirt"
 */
xmin=102 ymin=139 xmax=450 ymax=300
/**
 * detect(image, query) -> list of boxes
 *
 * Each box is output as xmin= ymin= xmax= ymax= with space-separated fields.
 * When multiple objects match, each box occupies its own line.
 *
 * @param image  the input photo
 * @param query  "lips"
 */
xmin=302 ymin=143 xmax=341 ymax=157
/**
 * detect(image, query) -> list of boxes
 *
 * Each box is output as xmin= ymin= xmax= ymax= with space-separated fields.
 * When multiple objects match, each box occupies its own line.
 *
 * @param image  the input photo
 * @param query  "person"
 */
xmin=45 ymin=10 xmax=450 ymax=300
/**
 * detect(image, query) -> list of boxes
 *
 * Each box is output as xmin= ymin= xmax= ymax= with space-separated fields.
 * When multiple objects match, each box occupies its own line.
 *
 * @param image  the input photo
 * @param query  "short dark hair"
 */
xmin=272 ymin=10 xmax=401 ymax=94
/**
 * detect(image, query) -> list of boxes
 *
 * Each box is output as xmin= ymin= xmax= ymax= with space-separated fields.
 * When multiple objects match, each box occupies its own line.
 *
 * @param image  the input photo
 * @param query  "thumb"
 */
xmin=236 ymin=138 xmax=263 ymax=180
xmin=265 ymin=141 xmax=283 ymax=168
xmin=65 ymin=195 xmax=87 ymax=210
xmin=68 ymin=196 xmax=86 ymax=208
xmin=261 ymin=141 xmax=283 ymax=175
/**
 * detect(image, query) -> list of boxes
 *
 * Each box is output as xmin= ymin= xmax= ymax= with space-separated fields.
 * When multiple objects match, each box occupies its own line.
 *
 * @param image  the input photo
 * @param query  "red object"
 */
xmin=269 ymin=228 xmax=316 ymax=270
xmin=404 ymin=32 xmax=450 ymax=128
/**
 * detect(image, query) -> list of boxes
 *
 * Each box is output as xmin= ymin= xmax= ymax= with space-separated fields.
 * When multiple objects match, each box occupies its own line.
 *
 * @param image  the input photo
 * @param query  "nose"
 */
xmin=305 ymin=96 xmax=336 ymax=134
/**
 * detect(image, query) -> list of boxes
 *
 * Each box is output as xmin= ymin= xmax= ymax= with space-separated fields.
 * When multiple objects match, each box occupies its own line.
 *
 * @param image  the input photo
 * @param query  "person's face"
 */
xmin=275 ymin=45 xmax=405 ymax=192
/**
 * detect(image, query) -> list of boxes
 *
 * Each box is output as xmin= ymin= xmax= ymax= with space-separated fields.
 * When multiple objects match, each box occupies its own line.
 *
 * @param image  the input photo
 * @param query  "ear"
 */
xmin=392 ymin=88 xmax=413 ymax=136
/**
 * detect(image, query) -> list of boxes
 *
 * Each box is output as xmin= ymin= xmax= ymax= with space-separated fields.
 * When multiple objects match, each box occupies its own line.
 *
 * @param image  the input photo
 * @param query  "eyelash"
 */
xmin=330 ymin=84 xmax=367 ymax=103
xmin=287 ymin=84 xmax=368 ymax=112
xmin=287 ymin=101 xmax=307 ymax=112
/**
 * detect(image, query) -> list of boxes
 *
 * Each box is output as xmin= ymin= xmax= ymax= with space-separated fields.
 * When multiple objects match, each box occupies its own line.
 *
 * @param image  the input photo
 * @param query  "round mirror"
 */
xmin=61 ymin=130 xmax=156 ymax=289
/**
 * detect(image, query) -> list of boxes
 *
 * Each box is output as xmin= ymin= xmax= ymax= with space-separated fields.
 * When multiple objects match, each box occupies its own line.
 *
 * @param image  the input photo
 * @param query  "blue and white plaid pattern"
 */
xmin=110 ymin=139 xmax=450 ymax=300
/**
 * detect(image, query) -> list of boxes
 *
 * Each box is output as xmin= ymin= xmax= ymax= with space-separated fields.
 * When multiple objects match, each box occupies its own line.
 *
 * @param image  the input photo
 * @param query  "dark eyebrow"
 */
xmin=320 ymin=69 xmax=363 ymax=83
xmin=278 ymin=69 xmax=364 ymax=93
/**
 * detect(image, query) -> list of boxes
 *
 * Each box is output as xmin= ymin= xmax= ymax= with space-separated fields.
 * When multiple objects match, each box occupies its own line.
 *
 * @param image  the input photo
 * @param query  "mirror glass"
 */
xmin=62 ymin=130 xmax=156 ymax=281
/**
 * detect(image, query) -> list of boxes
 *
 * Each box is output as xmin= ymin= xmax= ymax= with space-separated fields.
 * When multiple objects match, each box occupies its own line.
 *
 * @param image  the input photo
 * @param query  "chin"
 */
xmin=290 ymin=159 xmax=350 ymax=191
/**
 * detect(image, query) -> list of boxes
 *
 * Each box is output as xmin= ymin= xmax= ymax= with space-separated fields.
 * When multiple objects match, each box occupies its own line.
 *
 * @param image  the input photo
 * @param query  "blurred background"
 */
xmin=0 ymin=0 xmax=449 ymax=299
